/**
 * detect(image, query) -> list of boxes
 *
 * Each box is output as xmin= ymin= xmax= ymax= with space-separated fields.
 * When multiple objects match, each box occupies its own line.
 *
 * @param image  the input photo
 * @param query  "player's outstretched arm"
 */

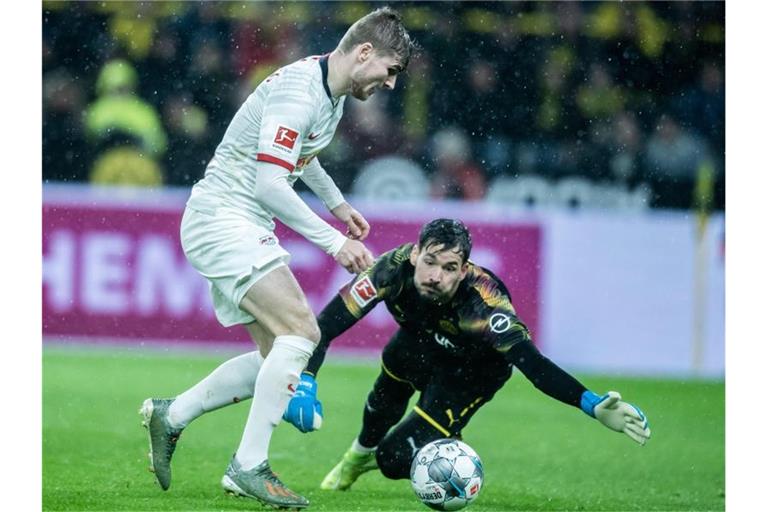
xmin=580 ymin=390 xmax=651 ymax=446
xmin=506 ymin=340 xmax=650 ymax=445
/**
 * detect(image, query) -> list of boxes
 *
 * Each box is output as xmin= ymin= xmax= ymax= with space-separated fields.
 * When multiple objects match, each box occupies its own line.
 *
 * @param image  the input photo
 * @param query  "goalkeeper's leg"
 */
xmin=376 ymin=373 xmax=506 ymax=480
xmin=320 ymin=369 xmax=414 ymax=490
xmin=375 ymin=411 xmax=445 ymax=480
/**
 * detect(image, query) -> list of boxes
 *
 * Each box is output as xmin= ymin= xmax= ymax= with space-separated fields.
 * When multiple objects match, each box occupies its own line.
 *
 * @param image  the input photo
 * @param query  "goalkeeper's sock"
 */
xmin=167 ymin=351 xmax=263 ymax=429
xmin=352 ymin=438 xmax=377 ymax=454
xmin=235 ymin=335 xmax=314 ymax=470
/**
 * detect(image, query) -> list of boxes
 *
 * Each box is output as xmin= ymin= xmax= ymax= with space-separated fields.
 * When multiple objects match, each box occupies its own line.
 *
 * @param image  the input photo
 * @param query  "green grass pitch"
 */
xmin=43 ymin=346 xmax=724 ymax=511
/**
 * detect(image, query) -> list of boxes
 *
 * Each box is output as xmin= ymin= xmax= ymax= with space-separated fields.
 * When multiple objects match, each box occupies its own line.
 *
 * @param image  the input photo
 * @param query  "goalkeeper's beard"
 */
xmin=417 ymin=283 xmax=450 ymax=304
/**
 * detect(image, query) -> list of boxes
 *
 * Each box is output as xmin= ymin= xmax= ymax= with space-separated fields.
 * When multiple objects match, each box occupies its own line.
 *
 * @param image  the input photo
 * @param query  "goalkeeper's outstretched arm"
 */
xmin=506 ymin=340 xmax=651 ymax=445
xmin=304 ymin=294 xmax=360 ymax=377
xmin=506 ymin=339 xmax=587 ymax=407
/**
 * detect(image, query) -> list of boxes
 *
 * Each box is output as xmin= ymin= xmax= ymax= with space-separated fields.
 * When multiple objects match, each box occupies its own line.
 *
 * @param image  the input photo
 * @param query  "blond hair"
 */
xmin=338 ymin=6 xmax=416 ymax=70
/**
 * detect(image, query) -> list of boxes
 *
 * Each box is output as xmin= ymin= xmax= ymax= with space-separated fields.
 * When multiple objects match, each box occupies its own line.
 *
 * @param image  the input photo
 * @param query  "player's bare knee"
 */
xmin=292 ymin=315 xmax=321 ymax=344
xmin=301 ymin=325 xmax=321 ymax=344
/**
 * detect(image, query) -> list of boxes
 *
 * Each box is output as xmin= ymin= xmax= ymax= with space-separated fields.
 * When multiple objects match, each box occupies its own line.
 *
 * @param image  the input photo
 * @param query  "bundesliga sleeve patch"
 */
xmin=273 ymin=125 xmax=299 ymax=151
xmin=350 ymin=276 xmax=377 ymax=307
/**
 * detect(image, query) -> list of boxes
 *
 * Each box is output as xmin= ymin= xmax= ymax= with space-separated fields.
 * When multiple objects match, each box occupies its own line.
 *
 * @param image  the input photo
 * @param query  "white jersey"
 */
xmin=187 ymin=55 xmax=349 ymax=255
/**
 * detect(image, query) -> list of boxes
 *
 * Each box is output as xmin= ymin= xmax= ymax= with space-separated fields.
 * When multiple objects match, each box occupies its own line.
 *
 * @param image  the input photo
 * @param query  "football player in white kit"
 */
xmin=140 ymin=7 xmax=415 ymax=509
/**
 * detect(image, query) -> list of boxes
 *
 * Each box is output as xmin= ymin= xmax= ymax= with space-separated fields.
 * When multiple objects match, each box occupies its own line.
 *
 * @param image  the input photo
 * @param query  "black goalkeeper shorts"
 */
xmin=380 ymin=328 xmax=511 ymax=437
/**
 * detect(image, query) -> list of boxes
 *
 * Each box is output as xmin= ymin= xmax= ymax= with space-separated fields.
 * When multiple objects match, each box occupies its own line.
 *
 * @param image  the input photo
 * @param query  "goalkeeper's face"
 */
xmin=410 ymin=243 xmax=468 ymax=305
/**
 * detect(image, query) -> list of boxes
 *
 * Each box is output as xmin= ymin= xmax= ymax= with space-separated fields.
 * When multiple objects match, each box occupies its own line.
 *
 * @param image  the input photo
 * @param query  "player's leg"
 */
xmin=221 ymin=265 xmax=317 ymax=508
xmin=140 ymin=332 xmax=267 ymax=491
xmin=375 ymin=411 xmax=445 ymax=480
xmin=165 ymin=321 xmax=272 ymax=428
xmin=140 ymin=315 xmax=273 ymax=490
xmin=359 ymin=367 xmax=417 ymax=447
xmin=142 ymin=209 xmax=299 ymax=497
xmin=232 ymin=265 xmax=319 ymax=469
xmin=321 ymin=330 xmax=421 ymax=490
xmin=320 ymin=366 xmax=416 ymax=490
xmin=359 ymin=328 xmax=423 ymax=449
xmin=376 ymin=370 xmax=507 ymax=480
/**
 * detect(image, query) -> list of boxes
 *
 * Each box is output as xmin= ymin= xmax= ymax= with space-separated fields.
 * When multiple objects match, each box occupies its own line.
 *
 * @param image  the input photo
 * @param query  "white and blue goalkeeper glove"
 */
xmin=581 ymin=390 xmax=651 ymax=445
xmin=283 ymin=373 xmax=323 ymax=433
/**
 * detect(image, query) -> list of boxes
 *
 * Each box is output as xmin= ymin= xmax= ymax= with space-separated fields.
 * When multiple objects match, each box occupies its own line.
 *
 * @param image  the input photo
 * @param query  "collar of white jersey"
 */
xmin=318 ymin=54 xmax=339 ymax=106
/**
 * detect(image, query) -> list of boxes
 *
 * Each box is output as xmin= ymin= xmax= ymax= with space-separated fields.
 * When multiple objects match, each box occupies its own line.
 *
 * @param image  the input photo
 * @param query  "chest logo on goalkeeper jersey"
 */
xmin=489 ymin=313 xmax=512 ymax=333
xmin=273 ymin=126 xmax=299 ymax=150
xmin=351 ymin=276 xmax=377 ymax=307
xmin=434 ymin=333 xmax=456 ymax=349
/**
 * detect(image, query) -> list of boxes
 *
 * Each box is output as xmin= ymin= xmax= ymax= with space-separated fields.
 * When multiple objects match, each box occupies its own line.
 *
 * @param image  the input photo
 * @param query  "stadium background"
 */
xmin=42 ymin=1 xmax=725 ymax=511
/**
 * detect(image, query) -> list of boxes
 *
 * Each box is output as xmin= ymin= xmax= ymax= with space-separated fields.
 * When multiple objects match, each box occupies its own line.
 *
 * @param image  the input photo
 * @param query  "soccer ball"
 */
xmin=410 ymin=439 xmax=484 ymax=511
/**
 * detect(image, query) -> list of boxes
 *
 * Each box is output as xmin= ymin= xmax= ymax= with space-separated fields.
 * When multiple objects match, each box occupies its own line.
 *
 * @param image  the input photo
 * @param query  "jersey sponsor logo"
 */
xmin=259 ymin=235 xmax=276 ymax=246
xmin=489 ymin=313 xmax=512 ymax=333
xmin=351 ymin=276 xmax=377 ymax=307
xmin=434 ymin=332 xmax=456 ymax=349
xmin=273 ymin=125 xmax=299 ymax=150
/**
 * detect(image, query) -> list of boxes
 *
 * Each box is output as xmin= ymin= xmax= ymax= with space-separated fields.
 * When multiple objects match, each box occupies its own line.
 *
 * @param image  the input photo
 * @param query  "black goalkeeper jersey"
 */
xmin=333 ymin=243 xmax=531 ymax=365
xmin=305 ymin=243 xmax=587 ymax=409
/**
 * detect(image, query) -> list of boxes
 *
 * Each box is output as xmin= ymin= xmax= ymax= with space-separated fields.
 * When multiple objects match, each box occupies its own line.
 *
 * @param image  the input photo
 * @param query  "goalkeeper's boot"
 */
xmin=320 ymin=445 xmax=378 ymax=491
xmin=140 ymin=398 xmax=183 ymax=491
xmin=221 ymin=457 xmax=309 ymax=510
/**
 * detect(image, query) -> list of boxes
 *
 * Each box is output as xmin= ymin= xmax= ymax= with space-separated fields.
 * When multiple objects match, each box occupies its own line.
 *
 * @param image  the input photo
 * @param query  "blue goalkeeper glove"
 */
xmin=581 ymin=390 xmax=651 ymax=445
xmin=283 ymin=373 xmax=323 ymax=433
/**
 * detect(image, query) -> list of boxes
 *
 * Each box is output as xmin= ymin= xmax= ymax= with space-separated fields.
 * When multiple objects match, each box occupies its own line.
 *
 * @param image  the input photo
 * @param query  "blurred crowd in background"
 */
xmin=42 ymin=1 xmax=724 ymax=210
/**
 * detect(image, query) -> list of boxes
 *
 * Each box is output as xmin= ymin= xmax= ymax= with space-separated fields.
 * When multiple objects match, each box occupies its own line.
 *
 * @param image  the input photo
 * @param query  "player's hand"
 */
xmin=283 ymin=373 xmax=323 ymax=433
xmin=581 ymin=390 xmax=651 ymax=445
xmin=331 ymin=202 xmax=370 ymax=241
xmin=335 ymin=239 xmax=374 ymax=274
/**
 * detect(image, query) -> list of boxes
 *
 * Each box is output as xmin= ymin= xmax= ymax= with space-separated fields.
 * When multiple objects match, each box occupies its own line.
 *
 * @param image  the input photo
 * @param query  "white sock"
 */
xmin=235 ymin=335 xmax=315 ymax=470
xmin=353 ymin=438 xmax=376 ymax=454
xmin=167 ymin=351 xmax=264 ymax=429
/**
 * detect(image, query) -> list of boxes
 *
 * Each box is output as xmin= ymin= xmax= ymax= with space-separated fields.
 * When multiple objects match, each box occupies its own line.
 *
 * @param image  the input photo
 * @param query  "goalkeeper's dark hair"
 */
xmin=337 ymin=6 xmax=417 ymax=70
xmin=418 ymin=218 xmax=472 ymax=263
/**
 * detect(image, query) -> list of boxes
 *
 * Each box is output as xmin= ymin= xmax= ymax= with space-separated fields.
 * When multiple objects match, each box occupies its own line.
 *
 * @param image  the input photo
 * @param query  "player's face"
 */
xmin=410 ymin=243 xmax=469 ymax=304
xmin=350 ymin=46 xmax=402 ymax=100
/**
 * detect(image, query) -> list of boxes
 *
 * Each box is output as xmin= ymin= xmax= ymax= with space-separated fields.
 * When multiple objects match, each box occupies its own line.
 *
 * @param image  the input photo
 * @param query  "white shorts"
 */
xmin=180 ymin=207 xmax=291 ymax=327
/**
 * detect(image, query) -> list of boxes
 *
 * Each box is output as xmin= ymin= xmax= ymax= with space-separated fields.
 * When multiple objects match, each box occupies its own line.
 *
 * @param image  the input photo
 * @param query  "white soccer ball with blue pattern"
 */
xmin=410 ymin=439 xmax=484 ymax=511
